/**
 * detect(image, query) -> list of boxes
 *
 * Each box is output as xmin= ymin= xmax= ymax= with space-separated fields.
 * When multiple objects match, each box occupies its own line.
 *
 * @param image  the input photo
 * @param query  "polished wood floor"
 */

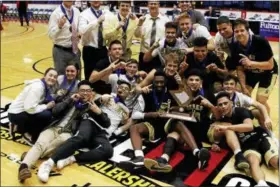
xmin=1 ymin=21 xmax=279 ymax=186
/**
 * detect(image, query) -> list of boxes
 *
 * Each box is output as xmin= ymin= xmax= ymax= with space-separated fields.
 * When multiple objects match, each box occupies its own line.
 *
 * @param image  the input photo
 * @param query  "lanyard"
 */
xmin=90 ymin=7 xmax=102 ymax=18
xmin=117 ymin=13 xmax=129 ymax=33
xmin=153 ymin=87 xmax=167 ymax=110
xmin=61 ymin=75 xmax=76 ymax=93
xmin=41 ymin=79 xmax=54 ymax=102
xmin=60 ymin=5 xmax=74 ymax=24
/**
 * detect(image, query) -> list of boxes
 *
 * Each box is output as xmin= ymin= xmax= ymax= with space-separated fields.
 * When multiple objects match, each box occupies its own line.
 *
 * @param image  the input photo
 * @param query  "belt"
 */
xmin=54 ymin=44 xmax=72 ymax=52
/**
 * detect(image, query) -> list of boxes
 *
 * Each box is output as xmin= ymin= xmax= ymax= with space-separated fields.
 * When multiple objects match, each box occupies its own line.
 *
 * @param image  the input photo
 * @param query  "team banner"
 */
xmin=259 ymin=21 xmax=279 ymax=38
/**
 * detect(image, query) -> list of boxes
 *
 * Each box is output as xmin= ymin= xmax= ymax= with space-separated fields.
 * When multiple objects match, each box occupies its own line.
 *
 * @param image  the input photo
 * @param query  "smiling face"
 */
xmin=186 ymin=75 xmax=202 ymax=92
xmin=44 ymin=69 xmax=58 ymax=86
xmin=117 ymin=83 xmax=130 ymax=99
xmin=217 ymin=96 xmax=233 ymax=117
xmin=90 ymin=1 xmax=101 ymax=9
xmin=164 ymin=61 xmax=178 ymax=77
xmin=223 ymin=79 xmax=237 ymax=94
xmin=154 ymin=75 xmax=165 ymax=92
xmin=148 ymin=1 xmax=159 ymax=15
xmin=217 ymin=23 xmax=233 ymax=39
xmin=119 ymin=2 xmax=131 ymax=17
xmin=234 ymin=24 xmax=249 ymax=45
xmin=78 ymin=84 xmax=93 ymax=103
xmin=194 ymin=46 xmax=208 ymax=62
xmin=179 ymin=17 xmax=192 ymax=33
xmin=125 ymin=63 xmax=138 ymax=77
xmin=165 ymin=27 xmax=177 ymax=43
xmin=65 ymin=65 xmax=78 ymax=81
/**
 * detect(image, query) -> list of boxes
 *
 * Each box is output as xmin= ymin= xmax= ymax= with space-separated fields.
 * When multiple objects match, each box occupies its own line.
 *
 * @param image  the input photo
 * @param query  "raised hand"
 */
xmin=58 ymin=16 xmax=67 ymax=29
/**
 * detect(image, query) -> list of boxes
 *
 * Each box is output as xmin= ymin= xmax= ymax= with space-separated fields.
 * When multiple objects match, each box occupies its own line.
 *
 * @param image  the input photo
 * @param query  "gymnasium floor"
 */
xmin=1 ymin=21 xmax=279 ymax=187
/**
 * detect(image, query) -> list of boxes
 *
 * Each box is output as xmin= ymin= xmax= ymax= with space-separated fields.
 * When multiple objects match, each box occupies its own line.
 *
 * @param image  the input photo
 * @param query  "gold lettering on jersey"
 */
xmin=185 ymin=104 xmax=203 ymax=121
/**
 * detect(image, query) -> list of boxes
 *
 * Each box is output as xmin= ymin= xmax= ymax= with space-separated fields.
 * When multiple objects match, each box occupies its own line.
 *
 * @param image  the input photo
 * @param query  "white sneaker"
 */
xmin=57 ymin=156 xmax=74 ymax=170
xmin=37 ymin=161 xmax=53 ymax=183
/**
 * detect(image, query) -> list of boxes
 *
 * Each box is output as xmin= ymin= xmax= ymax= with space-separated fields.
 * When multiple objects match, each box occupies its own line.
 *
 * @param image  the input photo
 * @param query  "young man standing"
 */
xmin=134 ymin=0 xmax=170 ymax=73
xmin=78 ymin=1 xmax=110 ymax=80
xmin=231 ymin=18 xmax=278 ymax=114
xmin=103 ymin=1 xmax=138 ymax=60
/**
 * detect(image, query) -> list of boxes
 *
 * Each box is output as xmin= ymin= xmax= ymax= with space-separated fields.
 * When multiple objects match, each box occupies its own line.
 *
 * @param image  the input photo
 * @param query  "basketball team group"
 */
xmin=6 ymin=1 xmax=278 ymax=187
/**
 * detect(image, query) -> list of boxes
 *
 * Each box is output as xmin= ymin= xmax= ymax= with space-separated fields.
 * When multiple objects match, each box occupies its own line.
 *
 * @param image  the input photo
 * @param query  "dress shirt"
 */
xmin=78 ymin=7 xmax=112 ymax=47
xmin=48 ymin=4 xmax=80 ymax=48
xmin=135 ymin=13 xmax=170 ymax=53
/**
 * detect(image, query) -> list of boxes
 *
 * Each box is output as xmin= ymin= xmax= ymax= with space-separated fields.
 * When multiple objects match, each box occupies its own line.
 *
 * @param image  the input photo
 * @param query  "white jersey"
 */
xmin=181 ymin=25 xmax=212 ymax=47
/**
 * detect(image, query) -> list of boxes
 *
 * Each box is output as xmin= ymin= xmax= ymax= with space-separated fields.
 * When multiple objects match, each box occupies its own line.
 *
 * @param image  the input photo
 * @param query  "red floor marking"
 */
xmin=184 ymin=149 xmax=229 ymax=187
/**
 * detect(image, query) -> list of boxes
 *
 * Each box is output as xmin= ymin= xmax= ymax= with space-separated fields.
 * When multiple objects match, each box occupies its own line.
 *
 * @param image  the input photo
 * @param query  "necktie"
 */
xmin=150 ymin=17 xmax=157 ymax=47
xmin=71 ymin=21 xmax=79 ymax=54
xmin=122 ymin=18 xmax=127 ymax=50
xmin=97 ymin=10 xmax=103 ymax=48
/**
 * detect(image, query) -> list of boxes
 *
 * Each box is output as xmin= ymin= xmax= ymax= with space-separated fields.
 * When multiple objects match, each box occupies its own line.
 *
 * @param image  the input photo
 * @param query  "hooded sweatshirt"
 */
xmin=8 ymin=79 xmax=50 ymax=114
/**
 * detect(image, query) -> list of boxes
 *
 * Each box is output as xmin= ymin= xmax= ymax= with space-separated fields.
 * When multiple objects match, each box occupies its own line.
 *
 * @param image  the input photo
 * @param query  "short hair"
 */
xmin=177 ymin=13 xmax=191 ymax=23
xmin=44 ymin=68 xmax=57 ymax=76
xmin=165 ymin=21 xmax=178 ymax=31
xmin=109 ymin=40 xmax=122 ymax=50
xmin=223 ymin=74 xmax=239 ymax=84
xmin=193 ymin=37 xmax=208 ymax=47
xmin=234 ymin=18 xmax=249 ymax=31
xmin=185 ymin=69 xmax=203 ymax=80
xmin=126 ymin=59 xmax=138 ymax=66
xmin=216 ymin=16 xmax=231 ymax=25
xmin=154 ymin=70 xmax=166 ymax=78
xmin=215 ymin=91 xmax=231 ymax=104
xmin=118 ymin=1 xmax=131 ymax=6
xmin=78 ymin=80 xmax=92 ymax=89
xmin=117 ymin=80 xmax=131 ymax=89
xmin=164 ymin=53 xmax=180 ymax=65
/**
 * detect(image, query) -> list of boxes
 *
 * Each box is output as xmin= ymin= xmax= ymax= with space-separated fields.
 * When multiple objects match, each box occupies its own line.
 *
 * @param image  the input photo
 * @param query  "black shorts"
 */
xmin=245 ymin=71 xmax=277 ymax=97
xmin=242 ymin=132 xmax=278 ymax=167
xmin=143 ymin=118 xmax=168 ymax=141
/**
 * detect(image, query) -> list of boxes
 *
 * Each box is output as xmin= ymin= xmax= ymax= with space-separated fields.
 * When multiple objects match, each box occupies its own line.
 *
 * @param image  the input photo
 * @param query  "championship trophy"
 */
xmin=159 ymin=88 xmax=197 ymax=123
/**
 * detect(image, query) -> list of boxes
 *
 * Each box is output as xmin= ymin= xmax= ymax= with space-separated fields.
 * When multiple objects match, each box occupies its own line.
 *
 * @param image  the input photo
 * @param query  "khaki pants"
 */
xmin=22 ymin=127 xmax=71 ymax=167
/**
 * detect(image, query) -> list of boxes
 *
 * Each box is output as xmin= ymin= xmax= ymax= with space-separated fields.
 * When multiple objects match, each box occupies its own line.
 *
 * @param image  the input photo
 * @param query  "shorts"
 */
xmin=243 ymin=134 xmax=278 ymax=167
xmin=143 ymin=118 xmax=168 ymax=141
xmin=245 ymin=71 xmax=277 ymax=97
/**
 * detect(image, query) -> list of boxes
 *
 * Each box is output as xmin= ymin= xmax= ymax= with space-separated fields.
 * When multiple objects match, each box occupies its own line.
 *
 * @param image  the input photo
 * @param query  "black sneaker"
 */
xmin=22 ymin=133 xmax=33 ymax=146
xmin=144 ymin=157 xmax=172 ymax=173
xmin=197 ymin=148 xmax=211 ymax=170
xmin=234 ymin=152 xmax=250 ymax=170
xmin=123 ymin=156 xmax=144 ymax=166
xmin=18 ymin=163 xmax=31 ymax=183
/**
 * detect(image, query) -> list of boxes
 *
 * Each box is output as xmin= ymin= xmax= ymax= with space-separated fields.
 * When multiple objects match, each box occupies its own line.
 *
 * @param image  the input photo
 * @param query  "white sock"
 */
xmin=69 ymin=155 xmax=76 ymax=162
xmin=161 ymin=154 xmax=170 ymax=162
xmin=257 ymin=180 xmax=268 ymax=186
xmin=47 ymin=158 xmax=55 ymax=167
xmin=135 ymin=150 xmax=144 ymax=157
xmin=234 ymin=149 xmax=241 ymax=155
xmin=193 ymin=148 xmax=199 ymax=156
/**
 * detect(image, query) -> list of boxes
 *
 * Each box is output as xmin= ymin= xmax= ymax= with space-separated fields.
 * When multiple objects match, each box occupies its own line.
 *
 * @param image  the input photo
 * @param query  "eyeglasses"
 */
xmin=79 ymin=89 xmax=92 ymax=93
xmin=118 ymin=85 xmax=130 ymax=91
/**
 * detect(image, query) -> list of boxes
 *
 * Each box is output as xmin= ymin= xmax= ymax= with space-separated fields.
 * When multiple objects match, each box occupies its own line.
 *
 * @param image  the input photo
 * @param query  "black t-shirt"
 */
xmin=143 ymin=89 xmax=173 ymax=113
xmin=184 ymin=52 xmax=225 ymax=89
xmin=230 ymin=35 xmax=278 ymax=74
xmin=92 ymin=57 xmax=124 ymax=94
xmin=219 ymin=107 xmax=264 ymax=144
